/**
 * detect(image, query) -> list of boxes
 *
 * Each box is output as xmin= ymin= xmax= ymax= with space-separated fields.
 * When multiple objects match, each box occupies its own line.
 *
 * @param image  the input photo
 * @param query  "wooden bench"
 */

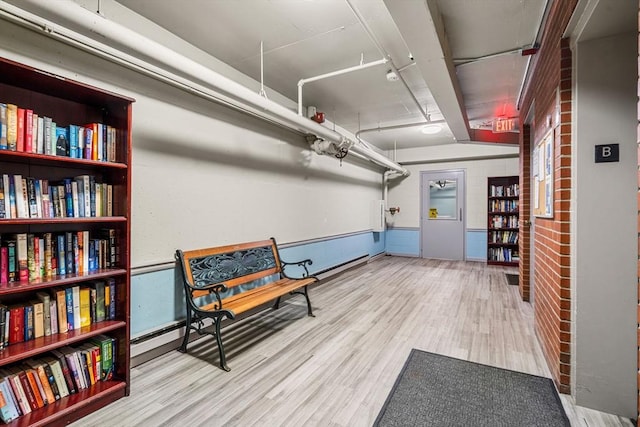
xmin=175 ymin=238 xmax=317 ymax=371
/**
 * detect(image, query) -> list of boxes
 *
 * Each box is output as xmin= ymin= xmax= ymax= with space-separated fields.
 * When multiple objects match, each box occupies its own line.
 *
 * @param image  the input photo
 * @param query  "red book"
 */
xmin=0 ymin=246 xmax=7 ymax=284
xmin=18 ymin=371 xmax=38 ymax=411
xmin=16 ymin=108 xmax=24 ymax=152
xmin=8 ymin=305 xmax=25 ymax=344
xmin=24 ymin=109 xmax=33 ymax=153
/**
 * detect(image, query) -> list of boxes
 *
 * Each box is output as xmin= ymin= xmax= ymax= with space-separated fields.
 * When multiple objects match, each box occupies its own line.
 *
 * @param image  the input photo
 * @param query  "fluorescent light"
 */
xmin=421 ymin=124 xmax=442 ymax=134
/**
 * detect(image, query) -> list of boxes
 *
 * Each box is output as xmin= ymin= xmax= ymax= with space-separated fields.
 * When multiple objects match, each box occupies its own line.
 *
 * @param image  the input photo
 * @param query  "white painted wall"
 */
xmin=572 ymin=32 xmax=637 ymax=418
xmin=0 ymin=6 xmax=383 ymax=268
xmin=387 ymin=144 xmax=519 ymax=229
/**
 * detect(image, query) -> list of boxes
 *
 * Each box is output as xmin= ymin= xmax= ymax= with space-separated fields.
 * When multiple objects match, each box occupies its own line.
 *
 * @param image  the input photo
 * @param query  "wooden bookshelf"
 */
xmin=487 ymin=176 xmax=519 ymax=266
xmin=0 ymin=57 xmax=132 ymax=426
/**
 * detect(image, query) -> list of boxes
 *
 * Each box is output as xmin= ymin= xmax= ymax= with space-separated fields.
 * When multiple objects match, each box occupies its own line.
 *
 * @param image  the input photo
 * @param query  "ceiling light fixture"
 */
xmin=421 ymin=124 xmax=442 ymax=134
xmin=386 ymin=69 xmax=399 ymax=82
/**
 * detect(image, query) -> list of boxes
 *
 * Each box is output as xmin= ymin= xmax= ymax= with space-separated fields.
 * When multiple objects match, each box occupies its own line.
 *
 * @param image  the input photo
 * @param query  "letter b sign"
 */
xmin=595 ymin=144 xmax=619 ymax=163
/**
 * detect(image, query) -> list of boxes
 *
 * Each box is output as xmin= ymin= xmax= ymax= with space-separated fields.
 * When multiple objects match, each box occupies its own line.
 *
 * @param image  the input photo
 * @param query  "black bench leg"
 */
xmin=273 ymin=296 xmax=282 ymax=310
xmin=214 ymin=317 xmax=231 ymax=372
xmin=178 ymin=308 xmax=192 ymax=353
xmin=303 ymin=286 xmax=314 ymax=317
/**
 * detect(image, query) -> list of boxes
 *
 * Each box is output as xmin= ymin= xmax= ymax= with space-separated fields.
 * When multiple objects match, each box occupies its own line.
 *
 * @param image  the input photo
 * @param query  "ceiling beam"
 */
xmin=383 ymin=0 xmax=471 ymax=142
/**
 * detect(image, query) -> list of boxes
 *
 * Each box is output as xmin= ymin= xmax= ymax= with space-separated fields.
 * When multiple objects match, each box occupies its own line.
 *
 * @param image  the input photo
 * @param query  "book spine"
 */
xmin=6 ymin=105 xmax=17 ymax=150
xmin=42 ymin=363 xmax=60 ymax=402
xmin=55 ymin=290 xmax=68 ymax=334
xmin=0 ymin=248 xmax=7 ymax=285
xmin=108 ymin=278 xmax=116 ymax=320
xmin=49 ymin=299 xmax=58 ymax=335
xmin=65 ymin=232 xmax=74 ymax=275
xmin=64 ymin=179 xmax=74 ymax=217
xmin=6 ymin=240 xmax=16 ymax=283
xmin=2 ymin=175 xmax=10 ymax=218
xmin=0 ymin=103 xmax=7 ymax=150
xmin=17 ymin=372 xmax=37 ymax=411
xmin=24 ymin=109 xmax=33 ymax=153
xmin=23 ymin=304 xmax=34 ymax=342
xmin=65 ymin=288 xmax=74 ymax=331
xmin=0 ymin=176 xmax=5 ymax=219
xmin=27 ymin=234 xmax=36 ymax=282
xmin=16 ymin=233 xmax=28 ymax=282
xmin=69 ymin=124 xmax=79 ymax=158
xmin=36 ymin=116 xmax=44 ymax=154
xmin=16 ymin=108 xmax=24 ymax=152
xmin=32 ymin=301 xmax=44 ymax=339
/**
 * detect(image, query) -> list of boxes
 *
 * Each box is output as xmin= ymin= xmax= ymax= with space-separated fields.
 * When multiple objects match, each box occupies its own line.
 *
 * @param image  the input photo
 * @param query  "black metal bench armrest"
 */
xmin=280 ymin=258 xmax=314 ymax=279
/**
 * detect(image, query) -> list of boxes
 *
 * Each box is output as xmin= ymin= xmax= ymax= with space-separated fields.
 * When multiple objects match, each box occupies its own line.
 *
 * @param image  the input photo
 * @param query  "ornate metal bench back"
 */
xmin=189 ymin=245 xmax=278 ymax=287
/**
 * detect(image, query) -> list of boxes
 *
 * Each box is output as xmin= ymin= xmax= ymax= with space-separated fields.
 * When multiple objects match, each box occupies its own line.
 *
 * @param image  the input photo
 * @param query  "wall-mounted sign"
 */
xmin=595 ymin=144 xmax=619 ymax=163
xmin=492 ymin=117 xmax=519 ymax=133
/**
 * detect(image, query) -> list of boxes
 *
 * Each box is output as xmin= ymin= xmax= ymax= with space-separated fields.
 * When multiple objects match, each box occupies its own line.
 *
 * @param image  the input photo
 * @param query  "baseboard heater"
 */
xmin=130 ymin=254 xmax=370 ymax=367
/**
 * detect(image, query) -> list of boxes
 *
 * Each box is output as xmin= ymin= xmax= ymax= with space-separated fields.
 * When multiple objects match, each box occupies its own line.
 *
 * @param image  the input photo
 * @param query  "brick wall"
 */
xmin=519 ymin=0 xmax=577 ymax=395
xmin=519 ymin=125 xmax=531 ymax=301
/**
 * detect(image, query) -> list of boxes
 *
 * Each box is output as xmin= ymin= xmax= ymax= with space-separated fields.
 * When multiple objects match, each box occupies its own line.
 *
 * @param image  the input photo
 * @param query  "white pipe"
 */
xmin=3 ymin=0 xmax=409 ymax=176
xmin=300 ymin=58 xmax=387 ymax=85
xmin=297 ymin=57 xmax=387 ymax=116
xmin=355 ymin=119 xmax=447 ymax=139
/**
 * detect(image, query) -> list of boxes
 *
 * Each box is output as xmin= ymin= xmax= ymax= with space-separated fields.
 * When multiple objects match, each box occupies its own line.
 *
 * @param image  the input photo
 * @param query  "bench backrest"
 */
xmin=176 ymin=238 xmax=282 ymax=298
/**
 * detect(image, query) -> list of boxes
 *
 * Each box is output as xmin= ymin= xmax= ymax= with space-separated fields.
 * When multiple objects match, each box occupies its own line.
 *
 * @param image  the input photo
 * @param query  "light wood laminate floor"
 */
xmin=74 ymin=256 xmax=634 ymax=427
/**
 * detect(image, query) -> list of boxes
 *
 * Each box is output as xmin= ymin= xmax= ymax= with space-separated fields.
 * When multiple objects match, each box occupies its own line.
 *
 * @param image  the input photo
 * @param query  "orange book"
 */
xmin=26 ymin=361 xmax=54 ymax=405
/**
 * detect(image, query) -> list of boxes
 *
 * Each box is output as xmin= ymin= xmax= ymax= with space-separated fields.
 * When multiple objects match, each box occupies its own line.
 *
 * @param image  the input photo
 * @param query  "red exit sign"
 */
xmin=492 ymin=117 xmax=519 ymax=133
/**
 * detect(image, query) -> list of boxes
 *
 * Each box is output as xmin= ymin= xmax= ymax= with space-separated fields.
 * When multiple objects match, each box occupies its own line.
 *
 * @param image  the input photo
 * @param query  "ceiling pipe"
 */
xmin=0 ymin=0 xmax=409 ymax=177
xmin=516 ymin=0 xmax=552 ymax=110
xmin=297 ymin=57 xmax=388 ymax=116
xmin=355 ymin=119 xmax=447 ymax=140
xmin=344 ymin=0 xmax=430 ymax=124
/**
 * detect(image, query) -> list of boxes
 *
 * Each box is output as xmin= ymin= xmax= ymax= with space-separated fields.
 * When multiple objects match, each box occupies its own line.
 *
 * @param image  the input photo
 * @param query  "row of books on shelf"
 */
xmin=488 ymin=247 xmax=520 ymax=263
xmin=0 ymin=103 xmax=118 ymax=162
xmin=489 ymin=183 xmax=520 ymax=197
xmin=489 ymin=215 xmax=518 ymax=229
xmin=0 ymin=280 xmax=116 ymax=349
xmin=0 ymin=335 xmax=116 ymax=423
xmin=488 ymin=199 xmax=519 ymax=213
xmin=489 ymin=231 xmax=519 ymax=244
xmin=0 ymin=230 xmax=117 ymax=284
xmin=0 ymin=173 xmax=113 ymax=220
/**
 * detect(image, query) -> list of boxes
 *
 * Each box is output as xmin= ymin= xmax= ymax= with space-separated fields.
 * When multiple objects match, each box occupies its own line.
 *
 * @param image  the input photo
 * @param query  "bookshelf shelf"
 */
xmin=0 ymin=57 xmax=132 ymax=424
xmin=0 ymin=269 xmax=128 ymax=296
xmin=0 ymin=217 xmax=128 ymax=226
xmin=487 ymin=176 xmax=520 ymax=266
xmin=0 ymin=321 xmax=126 ymax=366
xmin=0 ymin=150 xmax=128 ymax=170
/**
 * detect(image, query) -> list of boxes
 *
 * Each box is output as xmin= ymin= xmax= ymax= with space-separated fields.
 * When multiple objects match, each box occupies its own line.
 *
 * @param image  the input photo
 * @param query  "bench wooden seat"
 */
xmin=175 ymin=238 xmax=317 ymax=371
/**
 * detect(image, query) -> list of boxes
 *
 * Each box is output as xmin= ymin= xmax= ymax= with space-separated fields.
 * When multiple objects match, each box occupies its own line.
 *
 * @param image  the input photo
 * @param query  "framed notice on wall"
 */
xmin=533 ymin=129 xmax=554 ymax=218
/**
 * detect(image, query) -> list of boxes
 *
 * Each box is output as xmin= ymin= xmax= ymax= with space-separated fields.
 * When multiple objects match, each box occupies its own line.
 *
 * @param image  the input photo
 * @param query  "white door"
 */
xmin=420 ymin=170 xmax=465 ymax=260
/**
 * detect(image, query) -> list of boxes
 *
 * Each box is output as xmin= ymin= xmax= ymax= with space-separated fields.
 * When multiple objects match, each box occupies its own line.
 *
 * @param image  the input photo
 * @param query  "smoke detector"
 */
xmin=386 ymin=70 xmax=399 ymax=82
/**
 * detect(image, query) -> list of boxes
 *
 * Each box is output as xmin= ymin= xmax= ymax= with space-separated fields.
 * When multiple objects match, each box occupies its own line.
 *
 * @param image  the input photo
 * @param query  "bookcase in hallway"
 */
xmin=0 ymin=57 xmax=132 ymax=426
xmin=487 ymin=176 xmax=519 ymax=266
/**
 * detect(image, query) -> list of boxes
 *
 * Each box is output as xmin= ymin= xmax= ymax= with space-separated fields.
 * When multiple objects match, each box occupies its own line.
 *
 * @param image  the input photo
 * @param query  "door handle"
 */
xmin=460 ymin=208 xmax=462 ymax=221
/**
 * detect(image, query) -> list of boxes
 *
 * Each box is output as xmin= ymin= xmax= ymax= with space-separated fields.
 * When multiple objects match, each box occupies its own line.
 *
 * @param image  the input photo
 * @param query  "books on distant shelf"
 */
xmin=0 ymin=99 xmax=118 ymax=162
xmin=0 ymin=229 xmax=117 ymax=284
xmin=0 ymin=173 xmax=114 ymax=220
xmin=0 ymin=282 xmax=116 ymax=351
xmin=0 ymin=336 xmax=117 ymax=420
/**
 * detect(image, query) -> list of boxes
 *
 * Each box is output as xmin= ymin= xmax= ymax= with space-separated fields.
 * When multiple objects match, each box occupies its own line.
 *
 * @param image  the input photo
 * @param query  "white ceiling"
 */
xmin=114 ymin=0 xmax=548 ymax=150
